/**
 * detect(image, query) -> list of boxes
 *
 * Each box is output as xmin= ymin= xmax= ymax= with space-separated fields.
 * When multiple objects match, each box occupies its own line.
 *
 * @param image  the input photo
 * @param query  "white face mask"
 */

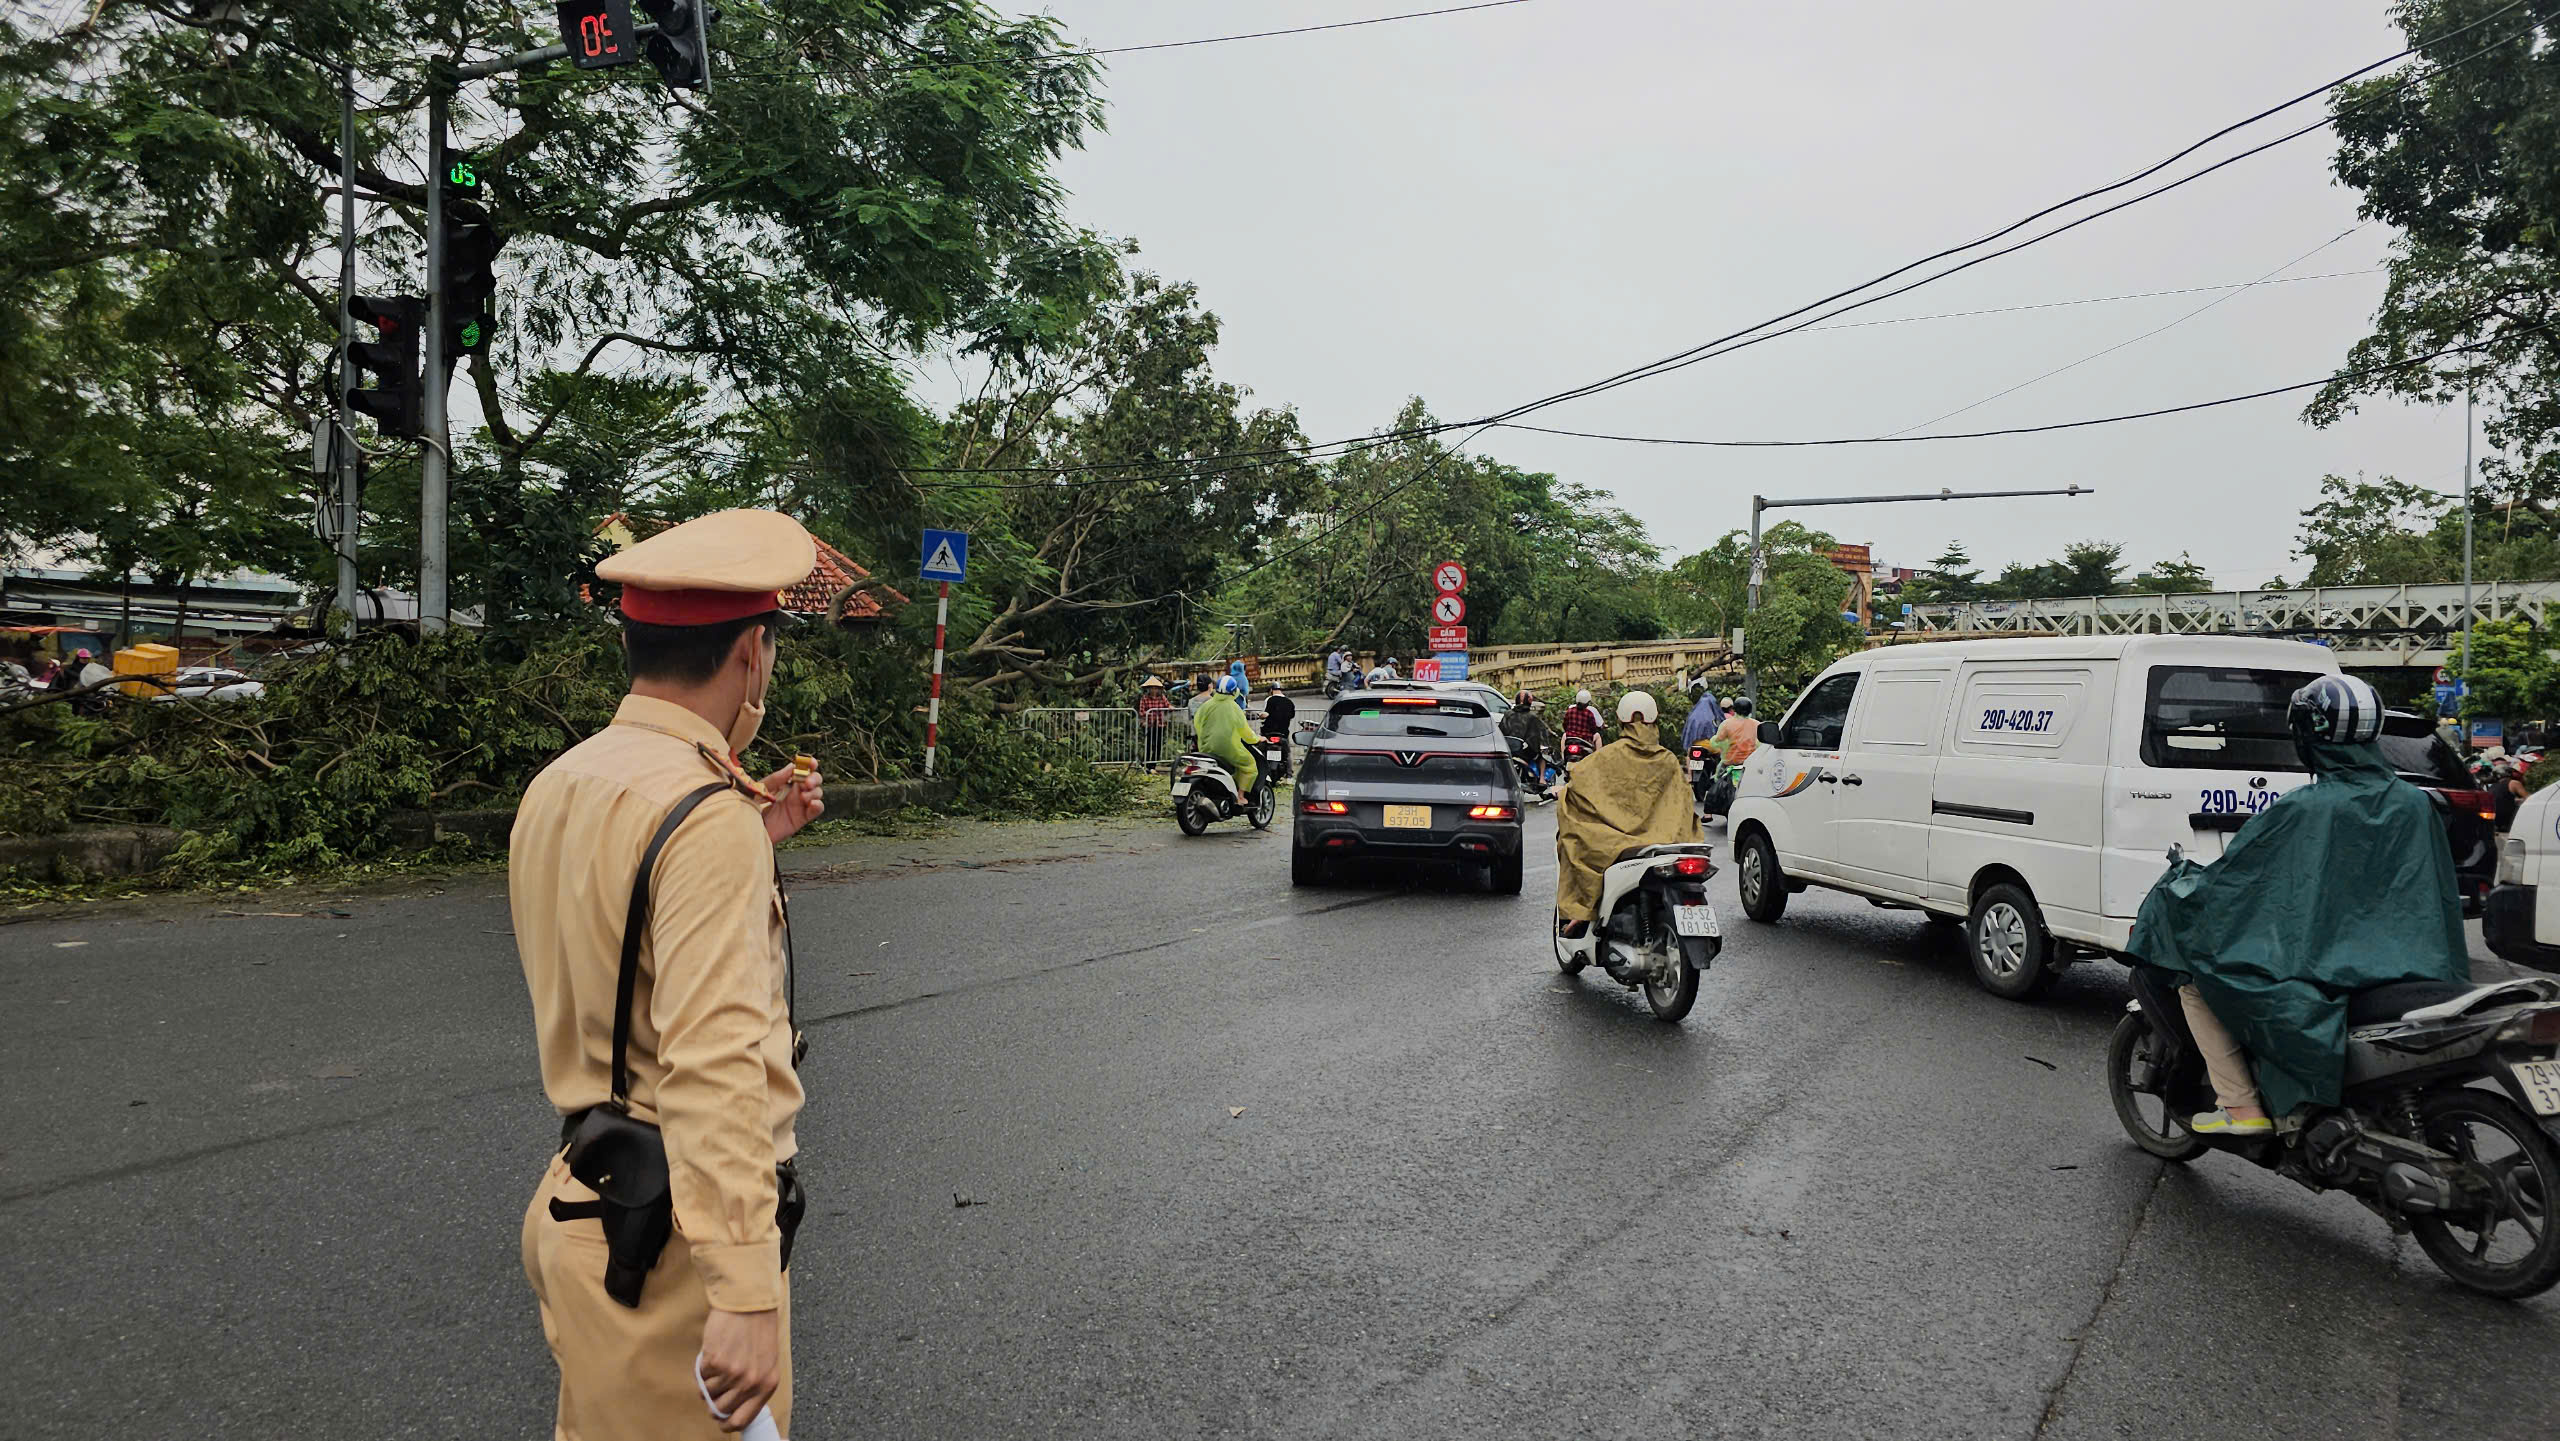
xmin=727 ymin=636 xmax=772 ymax=756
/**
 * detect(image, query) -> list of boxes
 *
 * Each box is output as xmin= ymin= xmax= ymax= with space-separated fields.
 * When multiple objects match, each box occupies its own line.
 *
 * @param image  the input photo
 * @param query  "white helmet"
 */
xmin=1617 ymin=690 xmax=1658 ymax=725
xmin=1575 ymin=689 xmax=1593 ymax=705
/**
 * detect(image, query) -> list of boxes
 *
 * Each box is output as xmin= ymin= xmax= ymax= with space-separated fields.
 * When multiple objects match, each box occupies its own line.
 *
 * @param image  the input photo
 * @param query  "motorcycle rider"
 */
xmin=1501 ymin=690 xmax=1555 ymax=800
xmin=2127 ymin=673 xmax=2469 ymax=1137
xmin=1366 ymin=656 xmax=1401 ymax=685
xmin=1707 ymin=696 xmax=1757 ymax=767
xmin=1192 ymin=675 xmax=1261 ymax=799
xmin=1554 ymin=691 xmax=1702 ymax=938
xmin=1560 ymin=689 xmax=1605 ymax=761
xmin=1679 ymin=679 xmax=1723 ymax=753
xmin=1259 ymin=682 xmax=1296 ymax=782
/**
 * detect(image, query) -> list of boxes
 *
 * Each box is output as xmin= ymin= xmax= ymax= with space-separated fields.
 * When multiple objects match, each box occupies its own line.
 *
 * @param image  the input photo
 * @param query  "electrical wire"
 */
xmin=1800 ymin=268 xmax=2382 ymax=332
xmin=1883 ymin=225 xmax=2365 ymax=436
xmin=858 ymin=5 xmax=2539 ymax=483
xmin=1486 ymin=323 xmax=2543 ymax=449
xmin=725 ymin=0 xmax=1536 ymax=80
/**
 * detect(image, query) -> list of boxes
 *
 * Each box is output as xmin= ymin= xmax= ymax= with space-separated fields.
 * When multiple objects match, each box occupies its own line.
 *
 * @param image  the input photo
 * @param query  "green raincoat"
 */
xmin=2125 ymin=737 xmax=2468 ymax=1116
xmin=1193 ymin=693 xmax=1259 ymax=794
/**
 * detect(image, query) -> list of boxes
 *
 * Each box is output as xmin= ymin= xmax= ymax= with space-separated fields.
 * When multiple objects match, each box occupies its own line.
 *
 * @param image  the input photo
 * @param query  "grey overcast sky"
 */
xmin=1003 ymin=0 xmax=2473 ymax=586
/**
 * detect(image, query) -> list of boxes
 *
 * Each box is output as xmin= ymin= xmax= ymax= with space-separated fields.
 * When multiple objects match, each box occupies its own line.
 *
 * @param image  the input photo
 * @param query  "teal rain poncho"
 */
xmin=1192 ymin=692 xmax=1259 ymax=794
xmin=2126 ymin=736 xmax=2468 ymax=1115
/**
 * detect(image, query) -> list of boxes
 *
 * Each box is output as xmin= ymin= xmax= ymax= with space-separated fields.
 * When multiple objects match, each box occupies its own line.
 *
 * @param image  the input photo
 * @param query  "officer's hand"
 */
xmin=760 ymin=765 xmax=825 ymax=844
xmin=700 ymin=1307 xmax=782 ymax=1432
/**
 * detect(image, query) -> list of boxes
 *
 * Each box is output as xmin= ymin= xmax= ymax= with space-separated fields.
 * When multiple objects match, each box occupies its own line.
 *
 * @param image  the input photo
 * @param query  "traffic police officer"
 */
xmin=514 ymin=508 xmax=826 ymax=1437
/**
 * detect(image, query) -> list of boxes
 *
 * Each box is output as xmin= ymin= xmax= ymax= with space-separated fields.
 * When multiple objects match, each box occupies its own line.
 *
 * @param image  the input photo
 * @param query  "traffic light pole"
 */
xmin=1741 ymin=485 xmax=2092 ymax=710
xmin=418 ymin=88 xmax=451 ymax=635
xmin=335 ymin=64 xmax=361 ymax=640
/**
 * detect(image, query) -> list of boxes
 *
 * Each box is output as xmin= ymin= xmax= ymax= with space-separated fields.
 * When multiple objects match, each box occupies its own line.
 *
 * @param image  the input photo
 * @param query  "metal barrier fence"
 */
xmin=1015 ymin=706 xmax=1202 ymax=769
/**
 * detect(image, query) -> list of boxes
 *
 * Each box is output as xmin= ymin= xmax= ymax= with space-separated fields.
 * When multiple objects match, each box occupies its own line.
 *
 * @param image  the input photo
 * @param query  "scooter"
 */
xmin=1560 ymin=732 xmax=1597 ymax=771
xmin=1508 ymin=737 xmax=1558 ymax=804
xmin=2109 ymin=960 xmax=2560 ymax=1298
xmin=1171 ymin=741 xmax=1279 ymax=836
xmin=1693 ymin=748 xmax=1741 ymax=820
xmin=1553 ymin=844 xmax=1720 ymax=1022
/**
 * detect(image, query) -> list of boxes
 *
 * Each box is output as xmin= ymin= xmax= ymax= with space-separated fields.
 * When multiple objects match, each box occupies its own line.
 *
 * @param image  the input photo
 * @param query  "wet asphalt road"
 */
xmin=6 ymin=809 xmax=2560 ymax=1440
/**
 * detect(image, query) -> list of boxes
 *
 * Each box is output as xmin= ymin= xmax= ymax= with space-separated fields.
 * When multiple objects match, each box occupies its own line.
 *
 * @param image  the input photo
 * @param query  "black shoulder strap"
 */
xmin=611 ymin=782 xmax=732 ymax=1109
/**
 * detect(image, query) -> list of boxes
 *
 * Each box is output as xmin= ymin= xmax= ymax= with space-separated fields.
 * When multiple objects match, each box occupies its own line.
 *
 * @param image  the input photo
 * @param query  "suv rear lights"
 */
xmin=1673 ymin=855 xmax=1711 ymax=878
xmin=1301 ymin=800 xmax=1349 ymax=815
xmin=1466 ymin=805 xmax=1517 ymax=821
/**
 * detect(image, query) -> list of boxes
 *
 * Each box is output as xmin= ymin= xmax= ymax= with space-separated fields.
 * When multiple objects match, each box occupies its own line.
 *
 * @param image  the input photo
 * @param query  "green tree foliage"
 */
xmin=2312 ymin=1 xmax=2560 ymax=500
xmin=1222 ymin=400 xmax=1664 ymax=657
xmin=2460 ymin=616 xmax=2560 ymax=721
xmin=2124 ymin=552 xmax=2217 ymax=594
xmin=1985 ymin=540 xmax=2125 ymax=598
xmin=1661 ymin=520 xmax=1858 ymax=694
xmin=1 ymin=0 xmax=1111 ymax=610
xmin=2296 ymin=472 xmax=2560 ymax=586
xmin=1901 ymin=542 xmax=1983 ymax=605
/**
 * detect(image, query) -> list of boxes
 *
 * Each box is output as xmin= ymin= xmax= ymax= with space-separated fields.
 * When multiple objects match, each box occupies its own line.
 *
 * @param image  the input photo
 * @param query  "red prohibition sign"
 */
xmin=1432 ymin=593 xmax=1467 ymax=624
xmin=1432 ymin=561 xmax=1468 ymax=594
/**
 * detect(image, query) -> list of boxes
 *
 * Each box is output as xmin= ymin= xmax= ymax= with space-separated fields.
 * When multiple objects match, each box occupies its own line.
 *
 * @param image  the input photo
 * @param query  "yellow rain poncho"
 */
xmin=1193 ymin=692 xmax=1260 ymax=794
xmin=1554 ymin=729 xmax=1701 ymax=922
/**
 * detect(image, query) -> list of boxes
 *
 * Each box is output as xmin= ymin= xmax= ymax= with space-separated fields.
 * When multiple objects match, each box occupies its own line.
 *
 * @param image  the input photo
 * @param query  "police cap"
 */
xmin=598 ymin=509 xmax=817 ymax=627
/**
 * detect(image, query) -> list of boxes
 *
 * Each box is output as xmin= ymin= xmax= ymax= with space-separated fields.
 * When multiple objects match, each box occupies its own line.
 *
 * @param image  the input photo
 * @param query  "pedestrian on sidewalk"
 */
xmin=511 ymin=508 xmax=829 ymax=1439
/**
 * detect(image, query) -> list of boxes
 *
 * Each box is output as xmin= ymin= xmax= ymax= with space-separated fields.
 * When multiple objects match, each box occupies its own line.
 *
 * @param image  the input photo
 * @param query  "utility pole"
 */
xmin=2461 ymin=388 xmax=2476 ymax=735
xmin=417 ymin=87 xmax=451 ymax=635
xmin=1742 ymin=485 xmax=2091 ymax=709
xmin=334 ymin=64 xmax=361 ymax=640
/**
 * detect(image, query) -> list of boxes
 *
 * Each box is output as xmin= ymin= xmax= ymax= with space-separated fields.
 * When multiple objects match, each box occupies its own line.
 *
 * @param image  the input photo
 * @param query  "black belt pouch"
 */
xmin=556 ymin=1106 xmax=673 ymax=1308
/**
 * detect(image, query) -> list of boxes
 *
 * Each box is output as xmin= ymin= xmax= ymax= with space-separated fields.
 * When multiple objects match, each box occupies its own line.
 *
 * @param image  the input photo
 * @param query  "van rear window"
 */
xmin=2140 ymin=666 xmax=2319 ymax=772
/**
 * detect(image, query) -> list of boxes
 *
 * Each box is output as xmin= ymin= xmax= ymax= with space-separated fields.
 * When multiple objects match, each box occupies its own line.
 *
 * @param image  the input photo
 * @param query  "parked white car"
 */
xmin=155 ymin=666 xmax=266 ymax=702
xmin=1727 ymin=635 xmax=2343 ymax=998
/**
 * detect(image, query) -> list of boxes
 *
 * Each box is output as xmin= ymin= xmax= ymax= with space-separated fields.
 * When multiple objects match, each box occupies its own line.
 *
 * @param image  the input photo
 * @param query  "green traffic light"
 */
xmin=460 ymin=319 xmax=483 ymax=349
xmin=447 ymin=161 xmax=478 ymax=190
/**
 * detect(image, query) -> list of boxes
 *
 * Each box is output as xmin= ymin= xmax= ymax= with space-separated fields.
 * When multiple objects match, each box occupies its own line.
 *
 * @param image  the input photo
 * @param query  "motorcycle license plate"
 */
xmin=1383 ymin=804 xmax=1431 ymax=829
xmin=1170 ymin=782 xmax=1191 ymax=798
xmin=1673 ymin=903 xmax=1719 ymax=938
xmin=2513 ymin=1059 xmax=2560 ymax=1116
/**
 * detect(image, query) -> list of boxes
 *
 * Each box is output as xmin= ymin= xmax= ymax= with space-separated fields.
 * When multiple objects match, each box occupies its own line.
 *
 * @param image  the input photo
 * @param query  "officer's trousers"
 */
xmin=523 ymin=1153 xmax=794 ymax=1439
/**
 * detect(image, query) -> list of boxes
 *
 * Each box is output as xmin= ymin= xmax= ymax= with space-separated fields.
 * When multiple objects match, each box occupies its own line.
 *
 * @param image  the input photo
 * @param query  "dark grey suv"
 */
xmin=1292 ymin=691 xmax=1526 ymax=892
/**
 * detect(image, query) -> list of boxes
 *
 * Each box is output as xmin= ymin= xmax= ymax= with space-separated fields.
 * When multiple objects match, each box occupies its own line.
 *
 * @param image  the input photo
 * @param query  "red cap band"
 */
xmin=619 ymin=587 xmax=784 ymax=626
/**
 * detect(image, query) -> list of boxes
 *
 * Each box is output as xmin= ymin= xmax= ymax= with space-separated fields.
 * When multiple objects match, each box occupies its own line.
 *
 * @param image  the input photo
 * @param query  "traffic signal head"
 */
xmin=346 ymin=295 xmax=423 ymax=438
xmin=441 ymin=198 xmax=505 ymax=315
xmin=636 ymin=0 xmax=716 ymax=91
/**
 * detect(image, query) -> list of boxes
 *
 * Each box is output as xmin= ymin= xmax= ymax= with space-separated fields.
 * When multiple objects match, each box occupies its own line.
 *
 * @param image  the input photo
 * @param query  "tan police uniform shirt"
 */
xmin=512 ymin=694 xmax=803 ymax=1314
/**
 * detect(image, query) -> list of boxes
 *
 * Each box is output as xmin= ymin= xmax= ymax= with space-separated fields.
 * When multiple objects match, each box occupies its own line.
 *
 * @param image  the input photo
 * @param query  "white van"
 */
xmin=2488 ymin=786 xmax=2560 ymax=973
xmin=1727 ymin=636 xmax=2343 ymax=998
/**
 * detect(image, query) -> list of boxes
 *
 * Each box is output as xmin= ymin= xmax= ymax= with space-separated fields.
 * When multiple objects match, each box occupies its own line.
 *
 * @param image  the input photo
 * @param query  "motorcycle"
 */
xmin=1171 ymin=740 xmax=1279 ymax=836
xmin=1691 ymin=745 xmax=1741 ymax=820
xmin=1552 ymin=844 xmax=1720 ymax=1022
xmin=2108 ymin=961 xmax=2560 ymax=1297
xmin=1324 ymin=668 xmax=1358 ymax=699
xmin=1560 ymin=732 xmax=1597 ymax=770
xmin=1508 ymin=736 xmax=1558 ymax=804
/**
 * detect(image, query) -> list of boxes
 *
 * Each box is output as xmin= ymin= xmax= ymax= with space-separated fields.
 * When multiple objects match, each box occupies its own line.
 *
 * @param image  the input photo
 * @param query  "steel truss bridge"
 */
xmin=1903 ymin=580 xmax=2560 ymax=667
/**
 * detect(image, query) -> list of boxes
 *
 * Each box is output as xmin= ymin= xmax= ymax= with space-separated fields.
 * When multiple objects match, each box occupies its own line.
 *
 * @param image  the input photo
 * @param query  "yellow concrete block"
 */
xmin=114 ymin=642 xmax=179 ymax=699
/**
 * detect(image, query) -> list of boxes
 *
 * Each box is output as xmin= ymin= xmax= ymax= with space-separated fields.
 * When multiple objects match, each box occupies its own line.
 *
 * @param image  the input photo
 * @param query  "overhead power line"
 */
xmin=729 ymin=0 xmax=1537 ymax=79
xmin=1802 ymin=268 xmax=2381 ymax=332
xmin=882 ymin=4 xmax=2535 ymax=484
xmin=1488 ymin=324 xmax=2545 ymax=450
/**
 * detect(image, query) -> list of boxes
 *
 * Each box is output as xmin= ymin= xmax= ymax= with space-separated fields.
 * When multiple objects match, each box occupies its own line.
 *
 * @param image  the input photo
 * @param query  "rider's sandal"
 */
xmin=2189 ymin=1108 xmax=2274 ymax=1137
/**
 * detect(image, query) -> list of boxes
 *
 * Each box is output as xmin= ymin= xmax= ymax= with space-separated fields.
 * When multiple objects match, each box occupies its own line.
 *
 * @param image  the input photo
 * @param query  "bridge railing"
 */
xmin=1909 ymin=581 xmax=2560 ymax=639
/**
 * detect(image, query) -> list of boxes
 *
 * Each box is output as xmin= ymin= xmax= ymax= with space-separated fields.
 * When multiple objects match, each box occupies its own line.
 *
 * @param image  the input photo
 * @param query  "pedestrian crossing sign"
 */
xmin=921 ymin=528 xmax=969 ymax=583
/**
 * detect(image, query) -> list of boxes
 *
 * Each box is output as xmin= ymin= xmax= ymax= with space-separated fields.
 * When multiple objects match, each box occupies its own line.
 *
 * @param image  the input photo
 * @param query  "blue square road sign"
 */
xmin=921 ymin=528 xmax=969 ymax=583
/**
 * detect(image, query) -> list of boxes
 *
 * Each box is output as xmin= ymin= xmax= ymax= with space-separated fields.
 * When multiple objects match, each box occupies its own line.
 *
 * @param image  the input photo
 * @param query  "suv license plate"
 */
xmin=1674 ymin=904 xmax=1719 ymax=938
xmin=2514 ymin=1059 xmax=2560 ymax=1116
xmin=1383 ymin=804 xmax=1431 ymax=829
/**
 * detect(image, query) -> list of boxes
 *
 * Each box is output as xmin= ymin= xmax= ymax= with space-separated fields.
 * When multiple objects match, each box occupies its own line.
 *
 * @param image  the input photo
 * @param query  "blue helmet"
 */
xmin=1218 ymin=676 xmax=1243 ymax=695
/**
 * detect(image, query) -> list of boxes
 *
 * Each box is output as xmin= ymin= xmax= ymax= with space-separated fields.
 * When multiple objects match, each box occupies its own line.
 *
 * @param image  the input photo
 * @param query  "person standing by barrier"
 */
xmin=1138 ymin=675 xmax=1172 ymax=770
xmin=1260 ymin=682 xmax=1296 ymax=781
xmin=512 ymin=508 xmax=826 ymax=1438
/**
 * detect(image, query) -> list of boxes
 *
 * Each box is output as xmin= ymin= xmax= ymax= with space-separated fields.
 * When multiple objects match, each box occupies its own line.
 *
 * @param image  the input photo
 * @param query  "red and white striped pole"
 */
xmin=924 ymin=581 xmax=949 ymax=777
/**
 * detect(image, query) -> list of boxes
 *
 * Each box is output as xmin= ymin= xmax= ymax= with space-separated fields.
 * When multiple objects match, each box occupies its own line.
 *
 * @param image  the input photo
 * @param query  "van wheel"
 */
xmin=1737 ymin=830 xmax=1788 ymax=923
xmin=1967 ymin=882 xmax=2056 ymax=1000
